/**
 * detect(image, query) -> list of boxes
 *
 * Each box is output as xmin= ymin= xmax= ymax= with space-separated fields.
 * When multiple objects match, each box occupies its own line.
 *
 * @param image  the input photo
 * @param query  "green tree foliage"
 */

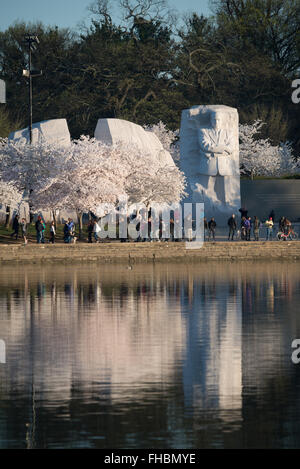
xmin=0 ymin=0 xmax=298 ymax=152
xmin=0 ymin=107 xmax=22 ymax=137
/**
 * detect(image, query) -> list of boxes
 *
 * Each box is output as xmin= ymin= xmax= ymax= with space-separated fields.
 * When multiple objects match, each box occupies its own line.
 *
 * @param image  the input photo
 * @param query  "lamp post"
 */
xmin=24 ymin=34 xmax=42 ymax=144
xmin=0 ymin=79 xmax=5 ymax=103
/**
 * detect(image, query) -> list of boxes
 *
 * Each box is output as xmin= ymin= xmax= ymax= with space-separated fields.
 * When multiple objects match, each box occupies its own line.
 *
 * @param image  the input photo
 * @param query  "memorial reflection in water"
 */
xmin=0 ymin=262 xmax=299 ymax=448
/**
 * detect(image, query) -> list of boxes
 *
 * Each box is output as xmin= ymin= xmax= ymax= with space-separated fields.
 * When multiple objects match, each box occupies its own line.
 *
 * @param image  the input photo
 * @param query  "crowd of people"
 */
xmin=202 ymin=208 xmax=296 ymax=242
xmin=5 ymin=208 xmax=298 ymax=244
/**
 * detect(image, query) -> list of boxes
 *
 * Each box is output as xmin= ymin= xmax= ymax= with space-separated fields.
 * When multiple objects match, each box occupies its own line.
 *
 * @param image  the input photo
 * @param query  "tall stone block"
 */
xmin=180 ymin=105 xmax=241 ymax=224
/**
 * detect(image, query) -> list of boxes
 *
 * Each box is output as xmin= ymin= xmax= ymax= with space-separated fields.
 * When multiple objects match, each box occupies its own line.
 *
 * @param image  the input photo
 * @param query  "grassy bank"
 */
xmin=0 ymin=223 xmax=90 ymax=244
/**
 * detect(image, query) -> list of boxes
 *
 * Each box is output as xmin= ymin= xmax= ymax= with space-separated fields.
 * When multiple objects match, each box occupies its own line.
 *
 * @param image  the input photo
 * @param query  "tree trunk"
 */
xmin=5 ymin=206 xmax=12 ymax=228
xmin=77 ymin=210 xmax=83 ymax=239
xmin=52 ymin=210 xmax=57 ymax=229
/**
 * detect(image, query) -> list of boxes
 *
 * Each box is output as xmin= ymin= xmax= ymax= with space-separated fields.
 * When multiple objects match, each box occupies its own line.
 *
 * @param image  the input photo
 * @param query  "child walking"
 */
xmin=21 ymin=218 xmax=28 ymax=245
xmin=50 ymin=221 xmax=56 ymax=244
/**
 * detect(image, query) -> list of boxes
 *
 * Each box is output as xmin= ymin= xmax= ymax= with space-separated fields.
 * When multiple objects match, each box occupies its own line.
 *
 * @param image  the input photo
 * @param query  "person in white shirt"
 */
xmin=50 ymin=221 xmax=56 ymax=244
xmin=93 ymin=219 xmax=101 ymax=242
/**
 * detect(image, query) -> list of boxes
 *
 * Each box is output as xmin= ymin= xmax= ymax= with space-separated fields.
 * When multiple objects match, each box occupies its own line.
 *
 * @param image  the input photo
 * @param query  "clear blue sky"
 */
xmin=0 ymin=0 xmax=211 ymax=31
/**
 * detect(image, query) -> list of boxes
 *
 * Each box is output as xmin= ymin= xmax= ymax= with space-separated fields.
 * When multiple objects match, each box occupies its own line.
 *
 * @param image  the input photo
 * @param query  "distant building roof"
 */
xmin=0 ymin=79 xmax=6 ymax=103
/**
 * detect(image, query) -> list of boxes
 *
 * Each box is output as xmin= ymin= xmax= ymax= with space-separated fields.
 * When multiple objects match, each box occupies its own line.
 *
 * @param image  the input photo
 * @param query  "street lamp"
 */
xmin=0 ymin=79 xmax=5 ymax=103
xmin=23 ymin=34 xmax=42 ymax=144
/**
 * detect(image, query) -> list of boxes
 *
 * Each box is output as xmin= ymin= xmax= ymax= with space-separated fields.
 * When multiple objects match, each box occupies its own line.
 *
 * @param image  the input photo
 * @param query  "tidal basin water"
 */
xmin=0 ymin=262 xmax=300 ymax=449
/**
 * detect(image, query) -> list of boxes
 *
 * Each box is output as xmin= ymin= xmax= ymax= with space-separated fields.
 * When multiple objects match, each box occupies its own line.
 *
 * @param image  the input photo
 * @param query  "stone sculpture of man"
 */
xmin=197 ymin=110 xmax=236 ymax=177
xmin=180 ymin=105 xmax=241 ymax=224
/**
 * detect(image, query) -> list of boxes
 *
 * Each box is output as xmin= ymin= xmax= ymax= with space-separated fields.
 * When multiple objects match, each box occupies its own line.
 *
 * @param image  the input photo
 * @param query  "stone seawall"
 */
xmin=0 ymin=241 xmax=299 ymax=264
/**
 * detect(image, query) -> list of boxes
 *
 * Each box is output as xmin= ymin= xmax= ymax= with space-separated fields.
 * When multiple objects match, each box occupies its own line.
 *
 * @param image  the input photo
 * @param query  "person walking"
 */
xmin=241 ymin=217 xmax=246 ymax=240
xmin=284 ymin=217 xmax=292 ymax=235
xmin=208 ymin=217 xmax=216 ymax=241
xmin=67 ymin=218 xmax=75 ymax=242
xmin=10 ymin=214 xmax=19 ymax=240
xmin=244 ymin=217 xmax=251 ymax=241
xmin=247 ymin=217 xmax=252 ymax=241
xmin=169 ymin=216 xmax=174 ymax=242
xmin=204 ymin=217 xmax=208 ymax=241
xmin=41 ymin=219 xmax=46 ymax=243
xmin=228 ymin=214 xmax=237 ymax=241
xmin=140 ymin=209 xmax=148 ymax=242
xmin=265 ymin=217 xmax=274 ymax=241
xmin=35 ymin=216 xmax=45 ymax=244
xmin=87 ymin=220 xmax=93 ymax=243
xmin=63 ymin=221 xmax=70 ymax=243
xmin=279 ymin=216 xmax=285 ymax=233
xmin=21 ymin=218 xmax=28 ymax=244
xmin=93 ymin=219 xmax=101 ymax=242
xmin=253 ymin=216 xmax=260 ymax=241
xmin=49 ymin=221 xmax=56 ymax=244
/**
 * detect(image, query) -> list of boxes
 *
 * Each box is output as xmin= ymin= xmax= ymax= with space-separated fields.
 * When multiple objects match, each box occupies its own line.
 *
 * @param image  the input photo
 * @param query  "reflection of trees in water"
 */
xmin=0 ymin=266 xmax=186 ymax=448
xmin=0 ymin=263 xmax=300 ymax=448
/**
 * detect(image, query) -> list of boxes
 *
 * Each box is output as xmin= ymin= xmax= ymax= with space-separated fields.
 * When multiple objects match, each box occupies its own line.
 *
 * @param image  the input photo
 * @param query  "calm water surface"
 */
xmin=0 ymin=262 xmax=300 ymax=449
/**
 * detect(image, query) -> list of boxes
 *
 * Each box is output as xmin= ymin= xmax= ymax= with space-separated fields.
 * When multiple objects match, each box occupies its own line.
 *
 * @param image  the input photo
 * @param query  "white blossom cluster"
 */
xmin=144 ymin=121 xmax=180 ymax=163
xmin=0 ymin=135 xmax=186 ymax=214
xmin=239 ymin=120 xmax=299 ymax=178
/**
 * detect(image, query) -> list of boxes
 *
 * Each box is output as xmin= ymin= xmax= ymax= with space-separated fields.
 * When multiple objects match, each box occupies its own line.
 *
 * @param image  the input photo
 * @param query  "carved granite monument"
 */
xmin=95 ymin=118 xmax=175 ymax=167
xmin=9 ymin=118 xmax=71 ymax=147
xmin=180 ymin=105 xmax=241 ymax=223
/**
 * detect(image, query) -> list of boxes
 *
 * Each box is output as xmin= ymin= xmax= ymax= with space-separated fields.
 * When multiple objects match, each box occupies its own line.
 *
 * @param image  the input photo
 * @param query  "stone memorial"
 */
xmin=9 ymin=118 xmax=71 ymax=147
xmin=95 ymin=118 xmax=175 ymax=167
xmin=180 ymin=105 xmax=241 ymax=224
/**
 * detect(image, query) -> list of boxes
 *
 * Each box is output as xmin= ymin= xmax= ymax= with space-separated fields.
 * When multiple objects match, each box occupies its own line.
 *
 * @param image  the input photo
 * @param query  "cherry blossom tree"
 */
xmin=30 ymin=137 xmax=128 ymax=235
xmin=0 ymin=137 xmax=68 ymax=223
xmin=0 ymin=180 xmax=22 ymax=207
xmin=144 ymin=121 xmax=180 ymax=163
xmin=0 ymin=135 xmax=186 ymax=235
xmin=0 ymin=180 xmax=22 ymax=226
xmin=123 ymin=150 xmax=186 ymax=205
xmin=34 ymin=136 xmax=186 ymax=207
xmin=239 ymin=120 xmax=299 ymax=178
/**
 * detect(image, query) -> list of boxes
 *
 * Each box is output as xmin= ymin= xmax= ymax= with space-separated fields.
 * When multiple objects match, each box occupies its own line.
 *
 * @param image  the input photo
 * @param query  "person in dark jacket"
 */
xmin=10 ymin=214 xmax=19 ymax=240
xmin=87 ymin=220 xmax=93 ymax=243
xmin=203 ymin=217 xmax=208 ymax=241
xmin=63 ymin=221 xmax=70 ymax=243
xmin=35 ymin=216 xmax=45 ymax=244
xmin=228 ymin=214 xmax=237 ymax=241
xmin=279 ymin=216 xmax=285 ymax=233
xmin=208 ymin=218 xmax=217 ymax=241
